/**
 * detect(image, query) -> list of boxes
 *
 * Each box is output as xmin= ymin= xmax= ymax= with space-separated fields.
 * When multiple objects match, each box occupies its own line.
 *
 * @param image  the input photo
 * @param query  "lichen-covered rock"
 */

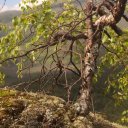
xmin=72 ymin=116 xmax=93 ymax=128
xmin=0 ymin=88 xmax=126 ymax=128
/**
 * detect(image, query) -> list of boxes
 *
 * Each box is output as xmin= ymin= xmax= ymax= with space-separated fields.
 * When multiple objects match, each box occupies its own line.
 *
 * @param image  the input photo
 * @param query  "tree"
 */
xmin=0 ymin=0 xmax=127 ymax=117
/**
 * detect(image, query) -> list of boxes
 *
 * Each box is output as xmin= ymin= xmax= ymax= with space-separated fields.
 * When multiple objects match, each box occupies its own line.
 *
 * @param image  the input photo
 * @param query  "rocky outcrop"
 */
xmin=0 ymin=88 xmax=126 ymax=128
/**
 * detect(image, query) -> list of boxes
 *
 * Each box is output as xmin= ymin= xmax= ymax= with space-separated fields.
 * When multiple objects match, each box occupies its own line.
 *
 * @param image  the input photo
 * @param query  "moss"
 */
xmin=0 ymin=89 xmax=17 ymax=97
xmin=89 ymin=113 xmax=127 ymax=128
xmin=0 ymin=88 xmax=127 ymax=128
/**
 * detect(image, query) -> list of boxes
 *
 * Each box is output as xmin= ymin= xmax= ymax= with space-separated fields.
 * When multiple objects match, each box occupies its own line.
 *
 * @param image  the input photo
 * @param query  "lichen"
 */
xmin=0 ymin=88 xmax=127 ymax=128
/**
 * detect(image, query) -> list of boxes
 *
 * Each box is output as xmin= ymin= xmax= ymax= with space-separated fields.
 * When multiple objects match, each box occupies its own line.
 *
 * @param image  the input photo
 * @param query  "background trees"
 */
xmin=0 ymin=0 xmax=127 ymax=124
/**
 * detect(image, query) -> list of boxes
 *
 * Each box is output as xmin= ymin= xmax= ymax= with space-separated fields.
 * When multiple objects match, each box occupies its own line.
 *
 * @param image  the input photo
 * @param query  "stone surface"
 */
xmin=0 ymin=88 xmax=126 ymax=128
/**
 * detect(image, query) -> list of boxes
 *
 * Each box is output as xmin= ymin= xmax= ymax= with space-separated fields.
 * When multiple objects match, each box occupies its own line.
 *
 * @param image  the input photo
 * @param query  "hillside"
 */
xmin=0 ymin=10 xmax=21 ymax=23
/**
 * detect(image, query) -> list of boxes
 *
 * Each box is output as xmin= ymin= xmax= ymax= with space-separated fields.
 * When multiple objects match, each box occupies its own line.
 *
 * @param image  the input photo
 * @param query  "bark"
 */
xmin=95 ymin=0 xmax=127 ymax=26
xmin=75 ymin=0 xmax=101 ymax=115
xmin=75 ymin=0 xmax=127 ymax=116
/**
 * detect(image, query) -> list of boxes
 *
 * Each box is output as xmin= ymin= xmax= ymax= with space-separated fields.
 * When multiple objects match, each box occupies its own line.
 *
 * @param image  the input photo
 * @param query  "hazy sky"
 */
xmin=0 ymin=0 xmax=44 ymax=12
xmin=0 ymin=0 xmax=21 ymax=11
xmin=5 ymin=0 xmax=21 ymax=6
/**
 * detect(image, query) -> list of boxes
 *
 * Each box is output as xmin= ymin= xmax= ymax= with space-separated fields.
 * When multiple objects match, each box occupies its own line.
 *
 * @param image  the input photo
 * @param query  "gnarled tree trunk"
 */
xmin=75 ymin=0 xmax=101 ymax=115
xmin=75 ymin=0 xmax=127 ymax=116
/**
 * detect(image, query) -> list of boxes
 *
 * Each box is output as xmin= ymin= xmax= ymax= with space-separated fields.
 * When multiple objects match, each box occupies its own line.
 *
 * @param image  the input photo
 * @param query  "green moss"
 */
xmin=0 ymin=89 xmax=127 ymax=128
xmin=0 ymin=89 xmax=17 ymax=97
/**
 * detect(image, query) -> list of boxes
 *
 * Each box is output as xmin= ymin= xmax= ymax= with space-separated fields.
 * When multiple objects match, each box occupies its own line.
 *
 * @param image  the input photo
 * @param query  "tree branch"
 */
xmin=95 ymin=0 xmax=127 ymax=26
xmin=0 ymin=31 xmax=87 ymax=64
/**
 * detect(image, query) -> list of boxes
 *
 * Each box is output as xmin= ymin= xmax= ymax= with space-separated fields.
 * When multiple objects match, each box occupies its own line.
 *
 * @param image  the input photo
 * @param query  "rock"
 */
xmin=0 ymin=89 xmax=126 ymax=128
xmin=72 ymin=116 xmax=93 ymax=128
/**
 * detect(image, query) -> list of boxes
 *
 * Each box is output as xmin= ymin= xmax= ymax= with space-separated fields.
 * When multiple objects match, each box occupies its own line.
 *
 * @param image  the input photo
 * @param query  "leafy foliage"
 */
xmin=100 ymin=30 xmax=128 ymax=123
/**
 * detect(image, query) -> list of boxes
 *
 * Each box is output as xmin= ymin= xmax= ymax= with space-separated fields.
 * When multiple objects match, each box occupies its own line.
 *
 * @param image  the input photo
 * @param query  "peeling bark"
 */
xmin=75 ymin=0 xmax=101 ymax=115
xmin=95 ymin=0 xmax=127 ymax=26
xmin=75 ymin=0 xmax=127 ymax=116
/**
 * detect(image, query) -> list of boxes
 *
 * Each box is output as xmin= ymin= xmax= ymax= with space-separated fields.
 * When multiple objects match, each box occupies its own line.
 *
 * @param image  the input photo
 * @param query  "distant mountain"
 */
xmin=0 ymin=10 xmax=21 ymax=23
xmin=0 ymin=1 xmax=127 ymax=27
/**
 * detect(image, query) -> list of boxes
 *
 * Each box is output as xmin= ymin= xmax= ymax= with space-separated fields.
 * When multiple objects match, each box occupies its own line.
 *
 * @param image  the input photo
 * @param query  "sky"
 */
xmin=5 ymin=0 xmax=21 ymax=6
xmin=0 ymin=0 xmax=44 ymax=12
xmin=0 ymin=0 xmax=21 ymax=12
